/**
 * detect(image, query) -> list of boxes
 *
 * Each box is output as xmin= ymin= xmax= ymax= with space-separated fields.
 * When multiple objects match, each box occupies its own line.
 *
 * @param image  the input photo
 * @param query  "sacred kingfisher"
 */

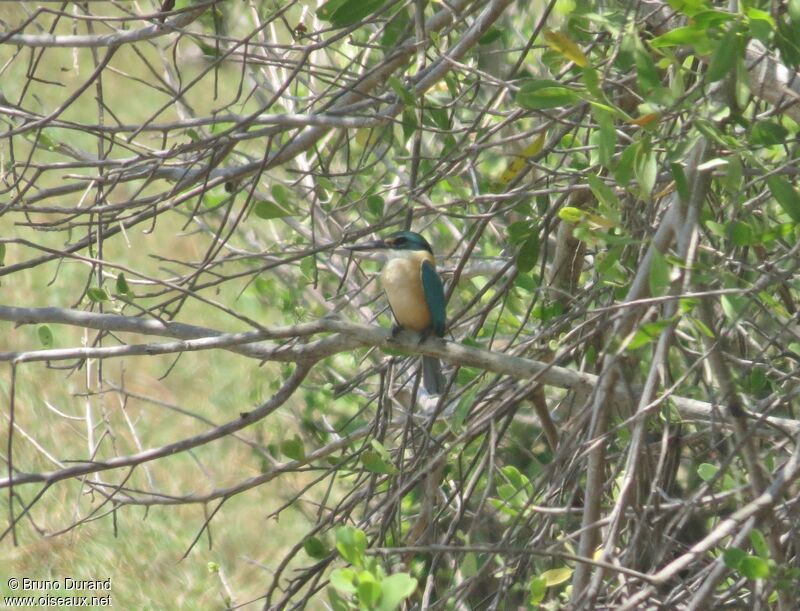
xmin=349 ymin=231 xmax=446 ymax=395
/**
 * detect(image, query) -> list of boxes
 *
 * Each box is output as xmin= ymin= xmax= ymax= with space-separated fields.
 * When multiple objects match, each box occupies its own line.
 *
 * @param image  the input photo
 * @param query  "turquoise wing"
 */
xmin=421 ymin=260 xmax=446 ymax=337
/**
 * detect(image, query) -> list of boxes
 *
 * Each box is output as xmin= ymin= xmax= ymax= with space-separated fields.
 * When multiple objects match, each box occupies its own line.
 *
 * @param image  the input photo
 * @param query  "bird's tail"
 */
xmin=422 ymin=356 xmax=445 ymax=395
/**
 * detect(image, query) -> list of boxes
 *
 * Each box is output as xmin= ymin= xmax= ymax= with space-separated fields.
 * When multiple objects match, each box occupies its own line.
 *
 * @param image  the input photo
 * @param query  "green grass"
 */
xmin=0 ymin=339 xmax=324 ymax=608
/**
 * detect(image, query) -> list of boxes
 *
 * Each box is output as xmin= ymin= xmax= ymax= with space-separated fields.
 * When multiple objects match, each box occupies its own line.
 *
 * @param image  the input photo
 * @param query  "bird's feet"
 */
xmin=391 ymin=324 xmax=403 ymax=339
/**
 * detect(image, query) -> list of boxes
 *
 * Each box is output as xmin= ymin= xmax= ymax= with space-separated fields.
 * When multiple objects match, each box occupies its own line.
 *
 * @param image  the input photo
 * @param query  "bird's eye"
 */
xmin=395 ymin=237 xmax=406 ymax=245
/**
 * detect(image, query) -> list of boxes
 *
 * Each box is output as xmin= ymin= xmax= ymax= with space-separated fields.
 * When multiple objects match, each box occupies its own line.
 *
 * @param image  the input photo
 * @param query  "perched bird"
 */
xmin=349 ymin=230 xmax=446 ymax=394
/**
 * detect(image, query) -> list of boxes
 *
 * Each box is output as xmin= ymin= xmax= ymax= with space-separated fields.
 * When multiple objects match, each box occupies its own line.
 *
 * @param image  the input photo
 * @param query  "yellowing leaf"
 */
xmin=544 ymin=30 xmax=588 ymax=67
xmin=583 ymin=211 xmax=616 ymax=229
xmin=629 ymin=112 xmax=660 ymax=127
xmin=499 ymin=131 xmax=546 ymax=186
xmin=540 ymin=567 xmax=573 ymax=586
xmin=558 ymin=206 xmax=584 ymax=223
xmin=653 ymin=182 xmax=676 ymax=200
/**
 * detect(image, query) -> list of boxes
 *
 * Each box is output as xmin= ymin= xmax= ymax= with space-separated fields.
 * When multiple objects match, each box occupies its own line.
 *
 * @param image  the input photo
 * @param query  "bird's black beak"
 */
xmin=347 ymin=239 xmax=387 ymax=252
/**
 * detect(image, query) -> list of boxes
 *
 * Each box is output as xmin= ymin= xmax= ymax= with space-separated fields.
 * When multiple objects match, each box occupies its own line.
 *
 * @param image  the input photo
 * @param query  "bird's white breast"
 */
xmin=380 ymin=251 xmax=434 ymax=332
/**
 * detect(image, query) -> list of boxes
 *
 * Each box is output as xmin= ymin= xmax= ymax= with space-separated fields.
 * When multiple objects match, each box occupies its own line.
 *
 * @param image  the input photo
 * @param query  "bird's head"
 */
xmin=348 ymin=231 xmax=433 ymax=259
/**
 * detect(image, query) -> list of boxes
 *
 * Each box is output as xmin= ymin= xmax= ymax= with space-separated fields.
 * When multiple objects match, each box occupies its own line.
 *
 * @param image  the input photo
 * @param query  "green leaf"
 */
xmin=697 ymin=462 xmax=719 ymax=481
xmin=746 ymin=368 xmax=769 ymax=395
xmin=748 ymin=11 xmax=773 ymax=44
xmin=670 ymin=163 xmax=689 ymax=202
xmin=336 ymin=526 xmax=367 ymax=566
xmin=116 ymin=272 xmax=131 ymax=295
xmin=667 ymin=0 xmax=710 ymax=18
xmin=369 ymin=439 xmax=392 ymax=461
xmin=694 ymin=118 xmax=729 ymax=146
xmin=299 ymin=257 xmax=315 ymax=282
xmin=516 ymin=232 xmax=540 ymax=273
xmin=649 ymin=248 xmax=671 ymax=297
xmin=361 ymin=439 xmax=397 ymax=474
xmin=460 ymin=553 xmax=478 ymax=579
xmin=723 ymin=547 xmax=746 ymax=569
xmin=0 ymin=243 xmax=6 ymax=266
xmin=381 ymin=9 xmax=408 ymax=49
xmin=497 ymin=483 xmax=523 ymax=506
xmin=378 ymin=573 xmax=417 ymax=611
xmin=318 ymin=0 xmax=385 ymax=27
xmin=281 ymin=436 xmax=305 ymax=460
xmin=595 ymin=110 xmax=616 ymax=168
xmin=634 ymin=39 xmax=661 ymax=96
xmin=558 ymin=206 xmax=584 ymax=223
xmin=707 ymin=24 xmax=740 ymax=82
xmin=271 ymin=184 xmax=291 ymax=208
xmin=689 ymin=316 xmax=715 ymax=338
xmin=329 ymin=568 xmax=357 ymax=594
xmin=529 ymin=576 xmax=547 ymax=605
xmin=507 ymin=221 xmax=535 ymax=244
xmin=366 ymin=195 xmax=384 ymax=217
xmin=87 ymin=287 xmax=109 ymax=302
xmin=790 ymin=0 xmax=800 ymax=22
xmin=615 ymin=142 xmax=637 ymax=185
xmin=196 ymin=41 xmax=222 ymax=58
xmin=635 ymin=146 xmax=657 ymax=195
xmin=766 ymin=175 xmax=800 ymax=223
xmin=692 ymin=9 xmax=736 ymax=28
xmin=749 ymin=120 xmax=788 ymax=146
xmin=628 ymin=319 xmax=672 ymax=350
xmin=729 ymin=221 xmax=755 ymax=246
xmin=761 ymin=221 xmax=796 ymax=243
xmin=582 ymin=66 xmax=602 ymax=99
xmin=516 ymin=80 xmax=579 ymax=109
xmin=362 ymin=450 xmax=398 ymax=474
xmin=428 ymin=106 xmax=450 ymax=131
xmin=479 ymin=27 xmax=503 ymax=45
xmin=401 ymin=109 xmax=417 ymax=142
xmin=541 ymin=567 xmax=573 ymax=586
xmin=328 ymin=586 xmax=350 ymax=611
xmin=723 ymin=155 xmax=743 ymax=194
xmin=502 ymin=465 xmax=530 ymax=491
xmin=650 ymin=25 xmax=708 ymax=48
xmin=750 ymin=529 xmax=769 ymax=559
xmin=450 ymin=391 xmax=474 ymax=432
xmin=444 ymin=74 xmax=458 ymax=99
xmin=303 ymin=536 xmax=329 ymax=559
xmin=37 ymin=130 xmax=59 ymax=151
xmin=201 ymin=187 xmax=228 ymax=209
xmin=209 ymin=120 xmax=235 ymax=135
xmin=775 ymin=19 xmax=800 ymax=68
xmin=38 ymin=325 xmax=54 ymax=348
xmin=254 ymin=200 xmax=292 ymax=220
xmin=597 ymin=245 xmax=622 ymax=276
xmin=739 ymin=555 xmax=770 ymax=579
xmin=587 ymin=174 xmax=620 ymax=209
xmin=721 ymin=294 xmax=746 ymax=321
xmin=357 ymin=572 xmax=382 ymax=607
xmin=388 ymin=76 xmax=415 ymax=107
